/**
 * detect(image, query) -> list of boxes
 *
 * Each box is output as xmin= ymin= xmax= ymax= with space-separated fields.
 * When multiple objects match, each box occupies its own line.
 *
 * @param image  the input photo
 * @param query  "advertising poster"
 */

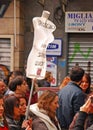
xmin=36 ymin=56 xmax=58 ymax=99
xmin=46 ymin=56 xmax=57 ymax=86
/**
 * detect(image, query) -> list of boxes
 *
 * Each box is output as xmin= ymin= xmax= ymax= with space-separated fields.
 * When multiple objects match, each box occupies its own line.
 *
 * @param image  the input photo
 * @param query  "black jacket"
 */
xmin=74 ymin=111 xmax=93 ymax=130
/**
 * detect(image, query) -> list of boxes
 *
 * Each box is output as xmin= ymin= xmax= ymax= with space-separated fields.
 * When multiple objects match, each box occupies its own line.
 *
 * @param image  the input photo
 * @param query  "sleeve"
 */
xmin=73 ymin=92 xmax=86 ymax=114
xmin=86 ymin=114 xmax=93 ymax=128
xmin=69 ymin=112 xmax=79 ymax=130
xmin=87 ymin=124 xmax=93 ymax=130
xmin=32 ymin=118 xmax=48 ymax=130
xmin=74 ymin=111 xmax=88 ymax=130
xmin=56 ymin=92 xmax=64 ymax=128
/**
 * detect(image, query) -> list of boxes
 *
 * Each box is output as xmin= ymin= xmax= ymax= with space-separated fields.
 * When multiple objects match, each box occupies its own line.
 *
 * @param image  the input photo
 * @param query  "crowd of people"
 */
xmin=0 ymin=66 xmax=93 ymax=130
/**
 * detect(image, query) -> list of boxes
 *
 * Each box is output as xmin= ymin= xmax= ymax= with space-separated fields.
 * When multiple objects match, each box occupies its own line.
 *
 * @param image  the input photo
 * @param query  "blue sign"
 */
xmin=47 ymin=43 xmax=59 ymax=49
xmin=46 ymin=38 xmax=62 ymax=56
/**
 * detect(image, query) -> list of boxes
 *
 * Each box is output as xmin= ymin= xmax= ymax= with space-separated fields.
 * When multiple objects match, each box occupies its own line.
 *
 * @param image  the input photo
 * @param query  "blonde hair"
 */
xmin=38 ymin=90 xmax=57 ymax=119
xmin=59 ymin=76 xmax=71 ymax=90
xmin=44 ymin=71 xmax=53 ymax=83
xmin=45 ymin=71 xmax=52 ymax=79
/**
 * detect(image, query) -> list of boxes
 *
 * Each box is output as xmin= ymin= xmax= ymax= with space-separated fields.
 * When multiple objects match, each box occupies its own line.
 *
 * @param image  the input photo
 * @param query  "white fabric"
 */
xmin=26 ymin=11 xmax=56 ymax=79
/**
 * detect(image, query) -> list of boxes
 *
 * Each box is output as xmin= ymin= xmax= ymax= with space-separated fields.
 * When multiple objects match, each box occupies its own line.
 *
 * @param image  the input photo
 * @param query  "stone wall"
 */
xmin=0 ymin=0 xmax=25 ymax=71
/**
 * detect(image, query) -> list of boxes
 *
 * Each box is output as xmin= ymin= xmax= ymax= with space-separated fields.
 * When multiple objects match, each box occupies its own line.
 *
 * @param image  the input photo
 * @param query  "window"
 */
xmin=0 ymin=38 xmax=11 ymax=69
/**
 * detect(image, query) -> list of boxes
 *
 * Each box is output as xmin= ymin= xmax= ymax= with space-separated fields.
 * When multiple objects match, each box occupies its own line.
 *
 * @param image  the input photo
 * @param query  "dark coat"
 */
xmin=32 ymin=115 xmax=48 ymax=130
xmin=73 ymin=111 xmax=93 ymax=130
xmin=69 ymin=112 xmax=93 ymax=130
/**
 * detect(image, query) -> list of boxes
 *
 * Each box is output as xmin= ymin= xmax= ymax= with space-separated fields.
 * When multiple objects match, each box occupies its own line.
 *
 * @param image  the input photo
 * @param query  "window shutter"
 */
xmin=0 ymin=38 xmax=11 ymax=69
xmin=68 ymin=34 xmax=93 ymax=85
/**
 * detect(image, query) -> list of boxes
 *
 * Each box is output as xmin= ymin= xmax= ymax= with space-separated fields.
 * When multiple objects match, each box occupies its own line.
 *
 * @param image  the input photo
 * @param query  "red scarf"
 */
xmin=0 ymin=126 xmax=8 ymax=130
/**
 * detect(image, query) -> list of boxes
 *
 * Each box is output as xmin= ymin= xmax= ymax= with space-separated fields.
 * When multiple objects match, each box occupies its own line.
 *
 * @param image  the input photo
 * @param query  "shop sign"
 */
xmin=46 ymin=38 xmax=62 ymax=56
xmin=65 ymin=11 xmax=93 ymax=32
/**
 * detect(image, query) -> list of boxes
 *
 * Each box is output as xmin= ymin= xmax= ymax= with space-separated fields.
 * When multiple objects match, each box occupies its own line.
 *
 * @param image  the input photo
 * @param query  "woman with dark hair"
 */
xmin=29 ymin=90 xmax=61 ymax=130
xmin=0 ymin=94 xmax=9 ymax=130
xmin=19 ymin=95 xmax=27 ymax=117
xmin=80 ymin=73 xmax=91 ymax=94
xmin=4 ymin=94 xmax=32 ymax=130
xmin=15 ymin=94 xmax=27 ymax=121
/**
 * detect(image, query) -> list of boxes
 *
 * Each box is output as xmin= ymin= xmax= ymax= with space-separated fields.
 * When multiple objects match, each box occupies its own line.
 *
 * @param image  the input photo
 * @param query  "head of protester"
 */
xmin=80 ymin=73 xmax=91 ymax=94
xmin=4 ymin=94 xmax=21 ymax=120
xmin=4 ymin=70 xmax=24 ymax=86
xmin=0 ymin=79 xmax=7 ymax=95
xmin=0 ymin=79 xmax=14 ymax=96
xmin=16 ymin=94 xmax=27 ymax=118
xmin=37 ymin=71 xmax=53 ymax=87
xmin=69 ymin=66 xmax=85 ymax=83
xmin=29 ymin=90 xmax=61 ymax=130
xmin=0 ymin=94 xmax=9 ymax=130
xmin=8 ymin=76 xmax=28 ymax=96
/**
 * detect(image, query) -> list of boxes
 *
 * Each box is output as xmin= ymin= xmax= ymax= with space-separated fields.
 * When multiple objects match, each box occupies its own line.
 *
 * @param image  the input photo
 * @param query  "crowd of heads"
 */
xmin=0 ymin=66 xmax=93 ymax=130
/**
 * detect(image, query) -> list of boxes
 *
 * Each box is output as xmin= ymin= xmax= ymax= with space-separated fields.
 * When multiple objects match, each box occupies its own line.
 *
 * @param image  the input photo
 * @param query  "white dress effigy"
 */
xmin=26 ymin=11 xmax=56 ymax=79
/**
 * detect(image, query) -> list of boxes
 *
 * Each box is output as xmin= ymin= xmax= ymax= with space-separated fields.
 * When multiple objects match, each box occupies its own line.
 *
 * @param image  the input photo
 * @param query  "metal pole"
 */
xmin=25 ymin=79 xmax=34 ymax=120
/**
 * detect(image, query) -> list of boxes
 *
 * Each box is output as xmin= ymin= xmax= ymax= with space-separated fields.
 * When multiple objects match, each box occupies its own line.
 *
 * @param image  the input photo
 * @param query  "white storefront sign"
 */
xmin=46 ymin=38 xmax=62 ymax=56
xmin=65 ymin=11 xmax=93 ymax=32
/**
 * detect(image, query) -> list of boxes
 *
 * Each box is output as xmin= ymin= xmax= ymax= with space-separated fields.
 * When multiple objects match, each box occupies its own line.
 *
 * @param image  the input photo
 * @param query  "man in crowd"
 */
xmin=57 ymin=66 xmax=86 ymax=130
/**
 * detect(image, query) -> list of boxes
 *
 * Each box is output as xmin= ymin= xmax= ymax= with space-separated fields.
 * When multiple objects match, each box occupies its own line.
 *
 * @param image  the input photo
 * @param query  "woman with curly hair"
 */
xmin=29 ymin=90 xmax=61 ymax=130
